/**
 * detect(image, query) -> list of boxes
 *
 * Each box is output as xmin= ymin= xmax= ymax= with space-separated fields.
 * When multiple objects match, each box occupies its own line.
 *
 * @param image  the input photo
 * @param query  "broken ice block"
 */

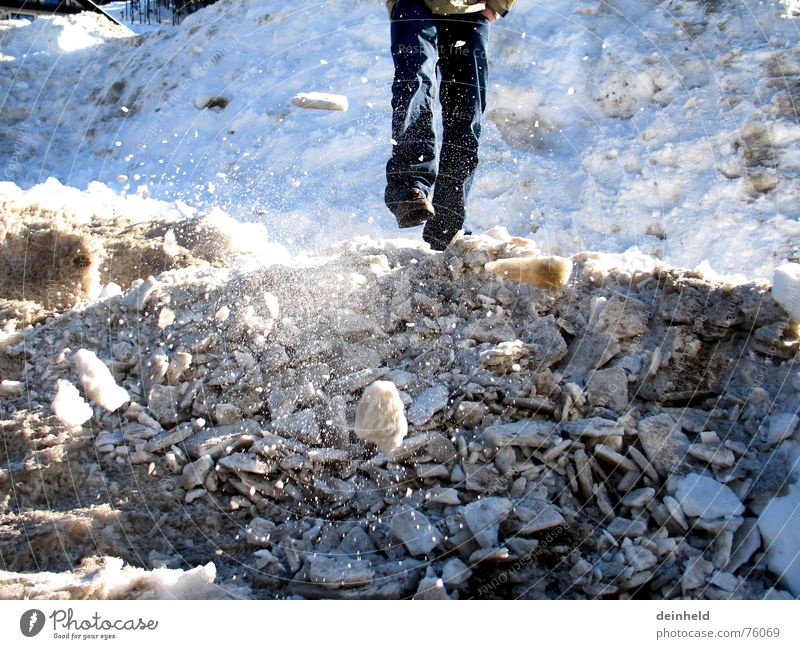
xmin=484 ymin=255 xmax=573 ymax=290
xmin=354 ymin=380 xmax=407 ymax=452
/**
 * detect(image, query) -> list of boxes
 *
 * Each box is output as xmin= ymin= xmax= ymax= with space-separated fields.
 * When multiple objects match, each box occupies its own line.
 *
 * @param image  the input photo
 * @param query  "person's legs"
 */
xmin=385 ymin=0 xmax=439 ymax=218
xmin=423 ymin=12 xmax=489 ymax=250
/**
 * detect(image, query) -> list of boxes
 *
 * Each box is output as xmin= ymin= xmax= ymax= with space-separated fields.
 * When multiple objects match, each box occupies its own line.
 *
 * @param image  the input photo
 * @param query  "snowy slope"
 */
xmin=1 ymin=0 xmax=799 ymax=276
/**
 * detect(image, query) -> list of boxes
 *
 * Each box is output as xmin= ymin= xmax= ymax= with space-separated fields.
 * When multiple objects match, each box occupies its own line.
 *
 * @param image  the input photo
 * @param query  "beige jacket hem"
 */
xmin=385 ymin=1 xmax=515 ymax=19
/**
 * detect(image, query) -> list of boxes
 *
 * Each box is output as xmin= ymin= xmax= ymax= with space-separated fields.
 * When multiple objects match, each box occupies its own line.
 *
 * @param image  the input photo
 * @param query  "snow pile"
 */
xmin=0 ymin=12 xmax=128 ymax=58
xmin=1 ymin=0 xmax=800 ymax=600
xmin=1 ymin=0 xmax=799 ymax=275
xmin=2 ymin=201 xmax=799 ymax=599
xmin=0 ymin=179 xmax=286 ymax=327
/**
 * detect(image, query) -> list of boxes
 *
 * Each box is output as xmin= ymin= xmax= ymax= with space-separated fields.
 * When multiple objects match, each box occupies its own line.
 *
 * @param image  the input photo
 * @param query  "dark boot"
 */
xmin=394 ymin=188 xmax=435 ymax=228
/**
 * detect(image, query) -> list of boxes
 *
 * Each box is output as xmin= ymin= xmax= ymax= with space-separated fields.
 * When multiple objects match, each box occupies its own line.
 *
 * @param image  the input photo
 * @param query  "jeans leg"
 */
xmin=424 ymin=13 xmax=489 ymax=247
xmin=385 ymin=0 xmax=439 ymax=211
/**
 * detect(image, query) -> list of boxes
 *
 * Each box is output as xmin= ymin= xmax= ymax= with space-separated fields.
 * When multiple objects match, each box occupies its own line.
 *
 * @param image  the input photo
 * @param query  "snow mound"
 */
xmin=0 ymin=179 xmax=281 ymax=322
xmin=0 ymin=12 xmax=129 ymax=58
xmin=2 ymin=190 xmax=799 ymax=598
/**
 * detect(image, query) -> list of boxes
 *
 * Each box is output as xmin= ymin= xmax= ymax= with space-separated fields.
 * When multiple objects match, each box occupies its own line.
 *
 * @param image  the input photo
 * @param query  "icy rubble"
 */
xmin=2 ymin=220 xmax=800 ymax=600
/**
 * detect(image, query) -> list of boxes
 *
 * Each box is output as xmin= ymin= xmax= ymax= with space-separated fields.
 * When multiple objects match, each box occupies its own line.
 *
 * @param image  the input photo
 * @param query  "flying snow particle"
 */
xmin=163 ymin=229 xmax=180 ymax=257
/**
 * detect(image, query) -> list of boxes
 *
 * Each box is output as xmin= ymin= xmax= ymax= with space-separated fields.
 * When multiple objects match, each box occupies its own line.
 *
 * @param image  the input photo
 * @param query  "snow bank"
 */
xmin=0 ymin=179 xmax=285 ymax=321
xmin=1 ymin=0 xmax=799 ymax=276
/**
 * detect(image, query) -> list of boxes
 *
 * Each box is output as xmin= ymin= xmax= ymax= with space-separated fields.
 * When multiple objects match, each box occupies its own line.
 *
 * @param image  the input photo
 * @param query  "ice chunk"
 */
xmin=388 ymin=505 xmax=439 ymax=556
xmin=163 ymin=229 xmax=180 ymax=257
xmin=291 ymin=92 xmax=348 ymax=112
xmin=0 ymin=380 xmax=22 ymax=396
xmin=355 ymin=380 xmax=408 ymax=452
xmin=407 ymin=384 xmax=449 ymax=427
xmin=51 ymin=379 xmax=93 ymax=427
xmin=772 ymin=263 xmax=800 ymax=323
xmin=767 ymin=413 xmax=799 ymax=447
xmin=463 ymin=497 xmax=512 ymax=548
xmin=72 ymin=349 xmax=129 ymax=411
xmin=99 ymin=282 xmax=122 ymax=299
xmin=484 ymin=255 xmax=573 ymax=290
xmin=758 ymin=481 xmax=800 ymax=596
xmin=668 ymin=472 xmax=744 ymax=520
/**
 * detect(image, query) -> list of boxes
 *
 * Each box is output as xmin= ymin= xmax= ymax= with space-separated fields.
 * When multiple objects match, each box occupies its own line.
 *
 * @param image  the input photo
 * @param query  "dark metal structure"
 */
xmin=0 ymin=1 xmax=127 ymax=27
xmin=124 ymin=1 xmax=220 ymax=25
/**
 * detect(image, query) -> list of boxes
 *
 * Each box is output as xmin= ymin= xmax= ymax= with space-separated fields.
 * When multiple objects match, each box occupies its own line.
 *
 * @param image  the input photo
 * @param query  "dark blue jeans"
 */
xmin=385 ymin=0 xmax=490 ymax=247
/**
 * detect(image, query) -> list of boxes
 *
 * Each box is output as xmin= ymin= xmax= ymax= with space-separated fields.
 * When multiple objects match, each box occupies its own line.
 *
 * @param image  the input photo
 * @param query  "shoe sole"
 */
xmin=396 ymin=208 xmax=431 ymax=229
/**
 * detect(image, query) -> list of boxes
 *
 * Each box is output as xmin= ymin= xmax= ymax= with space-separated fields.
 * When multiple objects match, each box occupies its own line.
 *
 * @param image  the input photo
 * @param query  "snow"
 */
xmin=72 ymin=348 xmax=130 ymax=412
xmin=0 ymin=557 xmax=223 ymax=599
xmin=1 ymin=0 xmax=798 ymax=277
xmin=0 ymin=177 xmax=186 ymax=226
xmin=51 ymin=379 xmax=93 ymax=428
